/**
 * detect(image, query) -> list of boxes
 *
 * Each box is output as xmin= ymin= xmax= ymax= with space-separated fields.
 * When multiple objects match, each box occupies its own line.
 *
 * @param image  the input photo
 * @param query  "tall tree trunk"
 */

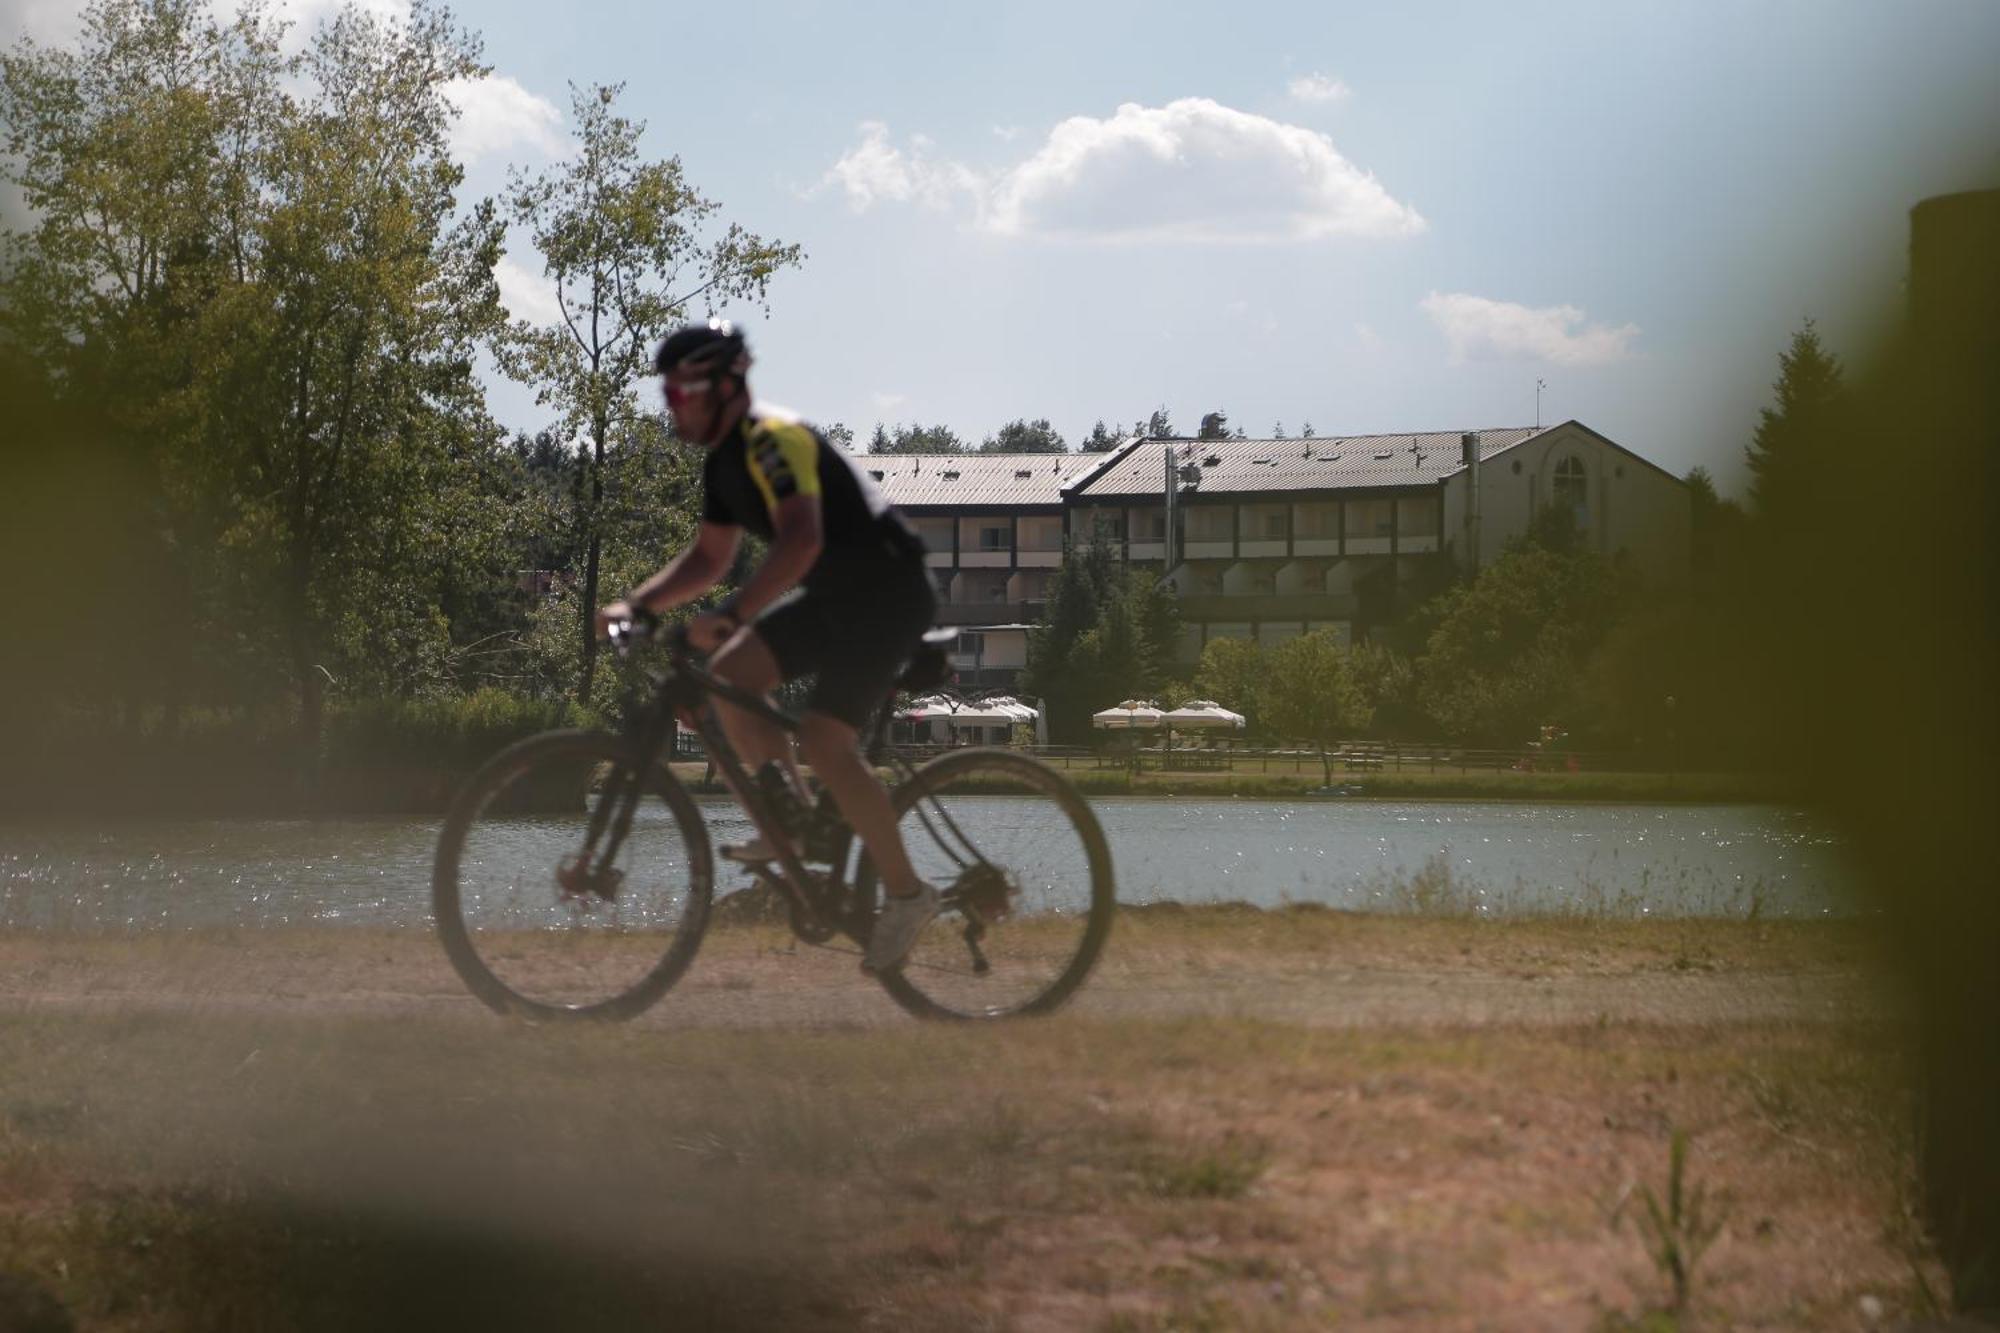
xmin=575 ymin=419 xmax=608 ymax=702
xmin=288 ymin=553 xmax=322 ymax=801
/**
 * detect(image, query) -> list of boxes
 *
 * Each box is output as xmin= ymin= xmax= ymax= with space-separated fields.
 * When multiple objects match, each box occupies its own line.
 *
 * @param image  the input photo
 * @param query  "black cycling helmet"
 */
xmin=653 ymin=318 xmax=751 ymax=378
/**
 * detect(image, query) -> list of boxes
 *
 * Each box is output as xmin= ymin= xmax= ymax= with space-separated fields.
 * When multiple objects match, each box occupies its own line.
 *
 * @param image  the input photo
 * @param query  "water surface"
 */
xmin=0 ymin=799 xmax=1855 ymax=931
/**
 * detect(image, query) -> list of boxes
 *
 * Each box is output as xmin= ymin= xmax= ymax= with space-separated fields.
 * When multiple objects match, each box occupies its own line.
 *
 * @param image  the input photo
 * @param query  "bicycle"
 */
xmin=431 ymin=615 xmax=1115 ymax=1022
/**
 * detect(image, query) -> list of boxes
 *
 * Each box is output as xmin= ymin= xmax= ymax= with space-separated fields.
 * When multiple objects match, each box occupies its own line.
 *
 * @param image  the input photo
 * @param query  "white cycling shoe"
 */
xmin=720 ymin=835 xmax=797 ymax=865
xmin=862 ymin=883 xmax=940 ymax=974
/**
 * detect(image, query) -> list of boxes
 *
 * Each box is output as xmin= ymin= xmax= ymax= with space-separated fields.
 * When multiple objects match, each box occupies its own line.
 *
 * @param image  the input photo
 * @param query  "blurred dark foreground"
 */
xmin=1772 ymin=188 xmax=2000 ymax=1320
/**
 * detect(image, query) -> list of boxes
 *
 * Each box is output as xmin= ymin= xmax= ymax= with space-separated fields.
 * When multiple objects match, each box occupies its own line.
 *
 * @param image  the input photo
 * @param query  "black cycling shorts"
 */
xmin=753 ymin=555 xmax=938 ymax=729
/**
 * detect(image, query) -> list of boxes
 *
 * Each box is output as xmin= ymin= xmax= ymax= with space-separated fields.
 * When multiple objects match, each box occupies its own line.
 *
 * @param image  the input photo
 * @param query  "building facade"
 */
xmin=866 ymin=421 xmax=1690 ymax=686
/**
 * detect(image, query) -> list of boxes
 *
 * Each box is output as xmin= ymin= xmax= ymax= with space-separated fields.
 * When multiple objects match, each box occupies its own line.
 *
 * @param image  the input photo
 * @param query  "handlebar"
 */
xmin=606 ymin=610 xmax=692 ymax=661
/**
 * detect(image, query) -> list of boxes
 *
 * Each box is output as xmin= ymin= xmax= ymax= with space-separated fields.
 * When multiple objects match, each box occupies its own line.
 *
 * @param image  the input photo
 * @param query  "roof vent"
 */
xmin=1014 ymin=469 xmax=1032 ymax=480
xmin=868 ymin=469 xmax=884 ymax=481
xmin=1317 ymin=452 xmax=1341 ymax=463
xmin=1251 ymin=456 xmax=1275 ymax=466
xmin=1373 ymin=451 xmax=1394 ymax=461
xmin=942 ymin=469 xmax=961 ymax=481
xmin=1202 ymin=454 xmax=1221 ymax=468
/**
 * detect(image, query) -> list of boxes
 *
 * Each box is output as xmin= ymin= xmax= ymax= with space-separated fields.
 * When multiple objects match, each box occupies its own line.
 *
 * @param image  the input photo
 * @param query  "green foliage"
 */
xmin=979 ymin=417 xmax=1066 ymax=453
xmin=1415 ymin=541 xmax=1624 ymax=746
xmin=1744 ymin=320 xmax=1844 ymax=522
xmin=1079 ymin=419 xmax=1123 ymax=452
xmin=322 ymin=688 xmax=589 ymax=771
xmin=867 ymin=422 xmax=966 ymax=454
xmin=1021 ymin=546 xmax=1181 ymax=744
xmin=1194 ymin=637 xmax=1265 ymax=730
xmin=1263 ymin=632 xmax=1373 ymax=784
xmin=1630 ymin=1130 xmax=1725 ymax=1314
xmin=498 ymin=81 xmax=800 ymax=700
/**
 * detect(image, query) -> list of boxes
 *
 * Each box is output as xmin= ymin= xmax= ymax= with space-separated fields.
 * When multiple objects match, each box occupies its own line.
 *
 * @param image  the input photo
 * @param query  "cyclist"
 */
xmin=595 ymin=319 xmax=940 ymax=974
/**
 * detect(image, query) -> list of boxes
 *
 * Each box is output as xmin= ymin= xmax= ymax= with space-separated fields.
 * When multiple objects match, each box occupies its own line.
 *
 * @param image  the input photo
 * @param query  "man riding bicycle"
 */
xmin=595 ymin=319 xmax=939 ymax=974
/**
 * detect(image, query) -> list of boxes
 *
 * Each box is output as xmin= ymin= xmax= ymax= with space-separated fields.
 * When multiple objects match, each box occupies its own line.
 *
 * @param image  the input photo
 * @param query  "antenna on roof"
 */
xmin=1536 ymin=378 xmax=1547 ymax=429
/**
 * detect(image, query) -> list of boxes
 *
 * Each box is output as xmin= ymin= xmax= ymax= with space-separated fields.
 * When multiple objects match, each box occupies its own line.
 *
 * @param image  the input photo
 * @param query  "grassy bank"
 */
xmin=663 ymin=761 xmax=1790 ymax=805
xmin=0 ymin=912 xmax=1936 ymax=1330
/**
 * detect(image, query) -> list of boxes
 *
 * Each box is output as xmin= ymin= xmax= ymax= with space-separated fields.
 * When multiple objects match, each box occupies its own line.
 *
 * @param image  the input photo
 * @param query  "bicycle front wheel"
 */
xmin=433 ymin=729 xmax=714 ymax=1021
xmin=862 ymin=749 xmax=1114 ymax=1020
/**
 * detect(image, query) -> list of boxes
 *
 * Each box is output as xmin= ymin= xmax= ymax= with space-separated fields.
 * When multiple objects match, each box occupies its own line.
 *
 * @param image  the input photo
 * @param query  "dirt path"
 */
xmin=0 ymin=914 xmax=1887 ymax=1030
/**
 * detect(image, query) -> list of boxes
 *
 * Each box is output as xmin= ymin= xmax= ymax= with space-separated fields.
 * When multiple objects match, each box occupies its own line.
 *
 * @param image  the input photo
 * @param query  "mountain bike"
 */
xmin=431 ymin=616 xmax=1115 ymax=1022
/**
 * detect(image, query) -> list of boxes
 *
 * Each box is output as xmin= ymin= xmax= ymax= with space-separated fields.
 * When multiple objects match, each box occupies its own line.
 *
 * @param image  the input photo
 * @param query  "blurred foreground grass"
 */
xmin=0 ymin=911 xmax=1934 ymax=1331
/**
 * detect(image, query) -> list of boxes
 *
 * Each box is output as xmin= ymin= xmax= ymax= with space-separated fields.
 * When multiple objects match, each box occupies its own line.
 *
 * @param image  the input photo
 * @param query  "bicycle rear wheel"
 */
xmin=433 ymin=729 xmax=713 ymax=1021
xmin=860 ymin=748 xmax=1114 ymax=1020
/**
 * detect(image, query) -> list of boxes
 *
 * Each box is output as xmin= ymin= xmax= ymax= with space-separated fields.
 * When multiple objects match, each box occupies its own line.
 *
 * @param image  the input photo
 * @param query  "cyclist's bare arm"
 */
xmin=597 ymin=521 xmax=740 ymax=635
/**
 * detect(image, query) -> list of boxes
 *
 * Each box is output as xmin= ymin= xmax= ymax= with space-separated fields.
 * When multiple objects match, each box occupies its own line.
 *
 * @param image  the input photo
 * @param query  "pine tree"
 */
xmin=1745 ymin=321 xmax=1844 ymax=522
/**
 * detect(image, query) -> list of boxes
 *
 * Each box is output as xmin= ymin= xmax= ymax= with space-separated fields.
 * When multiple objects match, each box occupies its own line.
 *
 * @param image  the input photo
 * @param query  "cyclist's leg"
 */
xmin=797 ymin=711 xmax=921 ymax=897
xmin=786 ymin=557 xmax=936 ymax=904
xmin=706 ymin=627 xmax=789 ymax=773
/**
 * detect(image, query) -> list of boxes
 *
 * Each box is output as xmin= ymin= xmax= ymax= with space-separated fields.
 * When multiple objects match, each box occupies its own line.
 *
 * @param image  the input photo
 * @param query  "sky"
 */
xmin=8 ymin=0 xmax=1999 ymax=496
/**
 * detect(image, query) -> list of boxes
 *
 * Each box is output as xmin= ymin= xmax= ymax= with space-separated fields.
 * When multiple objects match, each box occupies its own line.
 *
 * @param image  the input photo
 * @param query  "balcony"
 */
xmin=934 ymin=600 xmax=1046 ymax=627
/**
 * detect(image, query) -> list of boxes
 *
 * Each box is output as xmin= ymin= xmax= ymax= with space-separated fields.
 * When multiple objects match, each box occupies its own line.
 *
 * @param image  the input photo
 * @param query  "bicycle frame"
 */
xmin=593 ymin=621 xmax=992 ymax=948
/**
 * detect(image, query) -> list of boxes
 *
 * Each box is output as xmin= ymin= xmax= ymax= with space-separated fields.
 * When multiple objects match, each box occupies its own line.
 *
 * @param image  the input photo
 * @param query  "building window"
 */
xmin=1554 ymin=455 xmax=1588 ymax=523
xmin=1130 ymin=508 xmax=1166 ymax=541
xmin=1344 ymin=498 xmax=1393 ymax=539
xmin=1396 ymin=496 xmax=1440 ymax=538
xmin=1185 ymin=507 xmax=1232 ymax=542
xmin=957 ymin=632 xmax=984 ymax=657
xmin=977 ymin=523 xmax=1010 ymax=551
xmin=1295 ymin=503 xmax=1339 ymax=540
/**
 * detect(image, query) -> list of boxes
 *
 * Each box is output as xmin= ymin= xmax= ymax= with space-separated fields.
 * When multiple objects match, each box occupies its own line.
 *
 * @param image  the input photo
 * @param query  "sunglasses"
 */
xmin=663 ymin=378 xmax=714 ymax=408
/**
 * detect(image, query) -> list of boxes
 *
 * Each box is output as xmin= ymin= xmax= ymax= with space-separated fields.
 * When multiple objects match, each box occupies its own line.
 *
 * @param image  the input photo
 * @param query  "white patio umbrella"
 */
xmin=897 ymin=694 xmax=1025 ymax=732
xmin=1161 ymin=699 xmax=1247 ymax=730
xmin=979 ymin=695 xmax=1041 ymax=724
xmin=1091 ymin=700 xmax=1164 ymax=730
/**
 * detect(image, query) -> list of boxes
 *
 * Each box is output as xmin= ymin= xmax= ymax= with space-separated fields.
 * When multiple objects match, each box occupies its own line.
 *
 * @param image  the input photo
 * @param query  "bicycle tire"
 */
xmin=859 ymin=748 xmax=1114 ymax=1021
xmin=433 ymin=729 xmax=714 ymax=1022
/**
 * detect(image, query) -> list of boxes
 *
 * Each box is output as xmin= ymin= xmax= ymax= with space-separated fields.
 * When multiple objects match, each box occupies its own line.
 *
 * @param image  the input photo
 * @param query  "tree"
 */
xmin=1263 ymin=632 xmax=1372 ymax=785
xmin=868 ymin=422 xmax=966 ymax=454
xmin=1132 ymin=406 xmax=1174 ymax=438
xmin=1021 ymin=545 xmax=1181 ymax=743
xmin=1744 ymin=320 xmax=1843 ymax=522
xmin=0 ymin=0 xmax=291 ymax=728
xmin=822 ymin=421 xmax=855 ymax=452
xmin=980 ymin=417 xmax=1066 ymax=453
xmin=1301 ymin=421 xmax=1317 ymax=439
xmin=1415 ymin=541 xmax=1624 ymax=746
xmin=1685 ymin=464 xmax=1749 ymax=597
xmin=1198 ymin=410 xmax=1230 ymax=440
xmin=1194 ymin=636 xmax=1265 ymax=732
xmin=1080 ymin=419 xmax=1123 ymax=452
xmin=499 ymin=82 xmax=801 ymax=701
xmin=1272 ymin=422 xmax=1289 ymax=439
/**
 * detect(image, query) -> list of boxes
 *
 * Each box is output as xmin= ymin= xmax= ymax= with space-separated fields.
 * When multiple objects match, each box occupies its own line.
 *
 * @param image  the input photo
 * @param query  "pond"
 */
xmin=0 ymin=798 xmax=1855 ymax=931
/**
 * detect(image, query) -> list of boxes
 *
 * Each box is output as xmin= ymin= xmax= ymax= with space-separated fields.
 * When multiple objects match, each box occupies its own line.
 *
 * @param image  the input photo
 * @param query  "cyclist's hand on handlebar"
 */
xmin=594 ymin=599 xmax=635 ymax=640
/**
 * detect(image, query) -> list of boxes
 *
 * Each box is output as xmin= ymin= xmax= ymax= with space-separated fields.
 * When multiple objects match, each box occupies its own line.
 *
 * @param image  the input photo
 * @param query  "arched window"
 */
xmin=1553 ymin=455 xmax=1588 ymax=524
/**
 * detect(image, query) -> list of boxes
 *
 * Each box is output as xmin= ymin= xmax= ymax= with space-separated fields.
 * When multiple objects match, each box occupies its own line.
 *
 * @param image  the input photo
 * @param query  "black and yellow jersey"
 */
xmin=700 ymin=407 xmax=924 ymax=566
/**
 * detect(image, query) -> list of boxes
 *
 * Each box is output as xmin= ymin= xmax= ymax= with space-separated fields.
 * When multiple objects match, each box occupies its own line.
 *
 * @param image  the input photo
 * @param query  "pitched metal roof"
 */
xmin=1068 ymin=428 xmax=1546 ymax=499
xmin=853 ymin=451 xmax=1116 ymax=507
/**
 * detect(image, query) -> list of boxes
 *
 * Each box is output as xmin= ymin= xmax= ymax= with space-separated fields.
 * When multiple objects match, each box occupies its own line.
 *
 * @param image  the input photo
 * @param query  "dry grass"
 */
xmin=0 ymin=912 xmax=1935 ymax=1331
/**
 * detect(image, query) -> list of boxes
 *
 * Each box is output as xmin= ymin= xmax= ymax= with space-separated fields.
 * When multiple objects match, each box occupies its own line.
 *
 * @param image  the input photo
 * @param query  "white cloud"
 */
xmin=1287 ymin=73 xmax=1351 ymax=104
xmin=823 ymin=98 xmax=1425 ymax=244
xmin=1355 ymin=322 xmax=1382 ymax=349
xmin=445 ymin=74 xmax=567 ymax=165
xmin=1421 ymin=292 xmax=1640 ymax=366
xmin=272 ymin=0 xmax=410 ymax=44
xmin=870 ymin=391 xmax=910 ymax=414
xmin=495 ymin=254 xmax=564 ymax=328
xmin=824 ymin=122 xmax=984 ymax=212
